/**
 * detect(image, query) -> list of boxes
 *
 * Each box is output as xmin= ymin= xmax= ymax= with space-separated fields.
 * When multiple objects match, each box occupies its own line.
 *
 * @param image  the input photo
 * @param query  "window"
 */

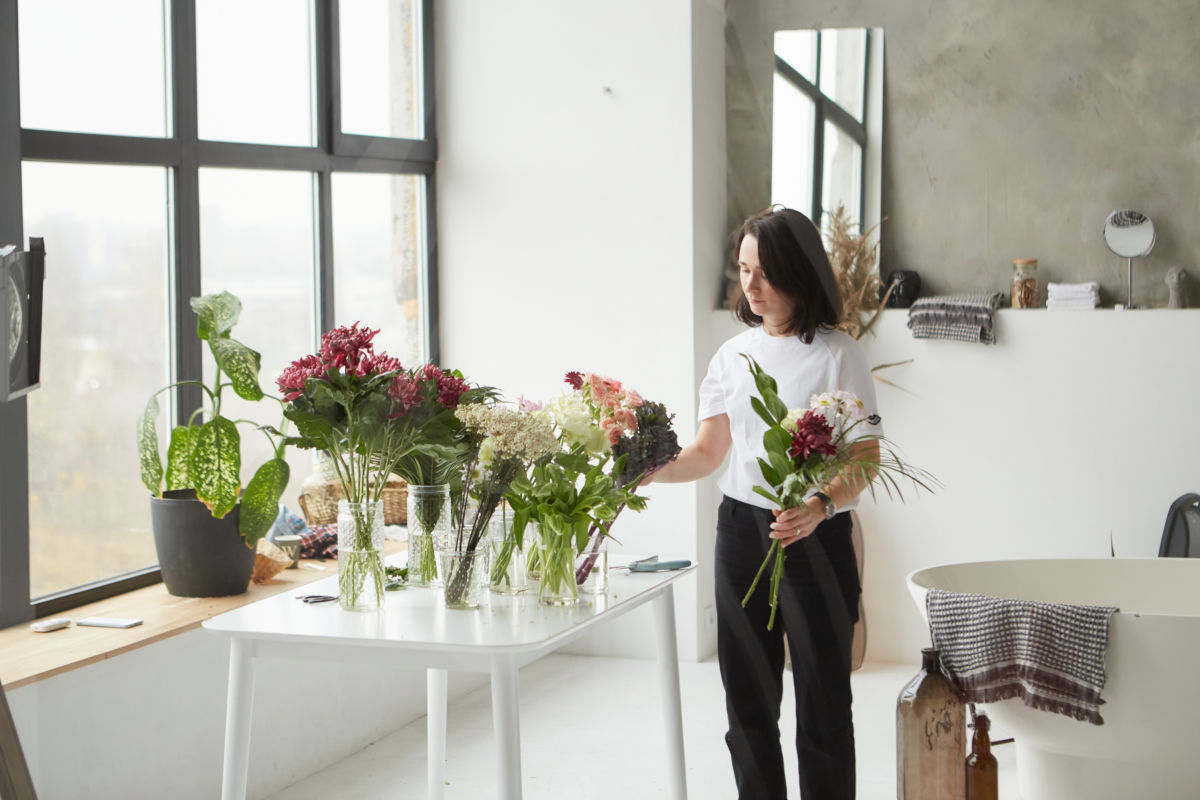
xmin=771 ymin=28 xmax=875 ymax=231
xmin=0 ymin=0 xmax=437 ymax=624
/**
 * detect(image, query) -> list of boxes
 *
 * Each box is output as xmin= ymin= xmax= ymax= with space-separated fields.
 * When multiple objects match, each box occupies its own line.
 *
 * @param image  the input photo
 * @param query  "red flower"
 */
xmin=387 ymin=372 xmax=421 ymax=417
xmin=319 ymin=323 xmax=378 ymax=375
xmin=277 ymin=355 xmax=326 ymax=401
xmin=564 ymin=371 xmax=584 ymax=390
xmin=436 ymin=372 xmax=469 ymax=410
xmin=789 ymin=411 xmax=837 ymax=460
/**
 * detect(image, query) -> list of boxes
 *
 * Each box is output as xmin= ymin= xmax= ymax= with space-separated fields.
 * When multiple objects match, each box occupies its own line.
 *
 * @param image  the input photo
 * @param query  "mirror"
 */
xmin=1103 ymin=210 xmax=1155 ymax=308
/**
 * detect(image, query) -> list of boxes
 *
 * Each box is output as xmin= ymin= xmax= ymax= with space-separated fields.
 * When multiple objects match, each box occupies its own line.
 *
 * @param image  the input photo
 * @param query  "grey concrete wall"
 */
xmin=727 ymin=0 xmax=1200 ymax=307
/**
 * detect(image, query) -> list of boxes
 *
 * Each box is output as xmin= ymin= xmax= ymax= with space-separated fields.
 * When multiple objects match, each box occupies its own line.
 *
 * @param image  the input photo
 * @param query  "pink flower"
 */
xmin=364 ymin=353 xmax=402 ymax=375
xmin=586 ymin=373 xmax=624 ymax=409
xmin=789 ymin=411 xmax=837 ymax=460
xmin=277 ymin=355 xmax=326 ymax=401
xmin=624 ymin=388 xmax=645 ymax=408
xmin=564 ymin=371 xmax=584 ymax=390
xmin=436 ymin=372 xmax=469 ymax=410
xmin=518 ymin=395 xmax=544 ymax=413
xmin=319 ymin=323 xmax=378 ymax=374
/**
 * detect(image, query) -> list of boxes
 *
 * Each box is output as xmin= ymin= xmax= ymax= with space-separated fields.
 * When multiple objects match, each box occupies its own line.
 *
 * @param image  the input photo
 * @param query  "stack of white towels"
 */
xmin=1047 ymin=281 xmax=1100 ymax=309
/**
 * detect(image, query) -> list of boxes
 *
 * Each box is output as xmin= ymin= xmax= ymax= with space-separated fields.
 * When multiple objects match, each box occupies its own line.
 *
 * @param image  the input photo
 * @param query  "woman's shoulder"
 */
xmin=715 ymin=326 xmax=759 ymax=356
xmin=815 ymin=327 xmax=864 ymax=354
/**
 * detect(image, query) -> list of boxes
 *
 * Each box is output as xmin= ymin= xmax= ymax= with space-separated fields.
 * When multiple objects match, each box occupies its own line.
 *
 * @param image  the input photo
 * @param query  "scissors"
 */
xmin=295 ymin=594 xmax=337 ymax=604
xmin=622 ymin=555 xmax=692 ymax=573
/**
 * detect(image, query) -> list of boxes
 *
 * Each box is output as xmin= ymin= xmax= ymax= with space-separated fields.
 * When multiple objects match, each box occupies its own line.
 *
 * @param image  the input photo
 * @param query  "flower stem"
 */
xmin=742 ymin=539 xmax=786 ymax=630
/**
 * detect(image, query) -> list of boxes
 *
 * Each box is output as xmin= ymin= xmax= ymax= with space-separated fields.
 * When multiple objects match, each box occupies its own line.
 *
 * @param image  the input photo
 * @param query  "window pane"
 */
xmin=331 ymin=172 xmax=426 ymax=367
xmin=22 ymin=162 xmax=170 ymax=598
xmin=18 ymin=0 xmax=169 ymax=137
xmin=771 ymin=74 xmax=815 ymax=217
xmin=340 ymin=0 xmax=423 ymax=139
xmin=774 ymin=29 xmax=816 ymax=83
xmin=819 ymin=29 xmax=867 ymax=122
xmin=199 ymin=168 xmax=317 ymax=515
xmin=821 ymin=121 xmax=863 ymax=230
xmin=196 ymin=0 xmax=315 ymax=146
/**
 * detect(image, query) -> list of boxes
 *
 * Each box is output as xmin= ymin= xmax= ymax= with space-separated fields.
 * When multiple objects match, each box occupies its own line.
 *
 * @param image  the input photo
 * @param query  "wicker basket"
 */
xmin=298 ymin=475 xmax=408 ymax=526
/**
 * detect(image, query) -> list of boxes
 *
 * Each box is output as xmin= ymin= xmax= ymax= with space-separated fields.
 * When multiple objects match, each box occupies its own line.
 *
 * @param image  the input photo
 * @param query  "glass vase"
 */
xmin=534 ymin=525 xmax=579 ymax=607
xmin=896 ymin=647 xmax=966 ymax=800
xmin=488 ymin=505 xmax=527 ymax=595
xmin=406 ymin=484 xmax=449 ymax=587
xmin=336 ymin=499 xmax=386 ymax=611
xmin=438 ymin=546 xmax=489 ymax=610
xmin=574 ymin=535 xmax=609 ymax=595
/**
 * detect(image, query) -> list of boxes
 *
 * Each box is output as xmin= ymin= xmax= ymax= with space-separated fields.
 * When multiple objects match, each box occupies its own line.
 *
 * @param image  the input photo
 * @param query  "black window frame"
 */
xmin=0 ymin=0 xmax=438 ymax=626
xmin=774 ymin=28 xmax=870 ymax=226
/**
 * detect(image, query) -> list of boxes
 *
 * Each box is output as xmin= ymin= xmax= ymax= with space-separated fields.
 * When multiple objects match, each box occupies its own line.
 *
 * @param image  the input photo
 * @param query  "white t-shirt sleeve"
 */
xmin=697 ymin=349 xmax=726 ymax=421
xmin=835 ymin=337 xmax=884 ymax=439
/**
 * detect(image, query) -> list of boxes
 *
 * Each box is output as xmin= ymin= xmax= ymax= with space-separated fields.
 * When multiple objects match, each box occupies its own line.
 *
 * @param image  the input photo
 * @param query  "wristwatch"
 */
xmin=812 ymin=491 xmax=837 ymax=521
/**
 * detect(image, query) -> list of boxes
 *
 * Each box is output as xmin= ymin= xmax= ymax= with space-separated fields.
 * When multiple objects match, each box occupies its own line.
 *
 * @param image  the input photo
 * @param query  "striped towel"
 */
xmin=926 ymin=588 xmax=1118 ymax=725
xmin=906 ymin=292 xmax=1004 ymax=344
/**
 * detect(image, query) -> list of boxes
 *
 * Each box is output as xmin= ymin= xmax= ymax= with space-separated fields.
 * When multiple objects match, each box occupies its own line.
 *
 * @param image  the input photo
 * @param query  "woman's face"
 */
xmin=739 ymin=234 xmax=795 ymax=334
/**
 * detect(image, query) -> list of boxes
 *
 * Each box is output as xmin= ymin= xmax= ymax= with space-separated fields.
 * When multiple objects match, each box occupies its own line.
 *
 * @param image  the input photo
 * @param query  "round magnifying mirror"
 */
xmin=1103 ymin=210 xmax=1155 ymax=258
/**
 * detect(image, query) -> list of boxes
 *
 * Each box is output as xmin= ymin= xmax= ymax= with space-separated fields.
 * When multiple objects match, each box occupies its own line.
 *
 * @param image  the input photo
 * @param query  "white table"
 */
xmin=203 ymin=557 xmax=694 ymax=799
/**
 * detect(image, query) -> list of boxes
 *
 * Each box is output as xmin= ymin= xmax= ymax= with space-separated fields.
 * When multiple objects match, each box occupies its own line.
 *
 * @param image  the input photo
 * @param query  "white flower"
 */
xmin=809 ymin=390 xmax=868 ymax=436
xmin=547 ymin=393 xmax=609 ymax=455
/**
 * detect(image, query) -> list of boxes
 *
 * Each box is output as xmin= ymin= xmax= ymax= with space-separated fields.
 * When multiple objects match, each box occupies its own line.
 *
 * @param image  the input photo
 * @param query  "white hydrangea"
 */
xmin=547 ymin=393 xmax=609 ymax=455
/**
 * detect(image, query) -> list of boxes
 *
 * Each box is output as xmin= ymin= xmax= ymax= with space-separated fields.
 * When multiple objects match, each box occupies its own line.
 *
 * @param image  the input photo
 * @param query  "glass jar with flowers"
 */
xmin=439 ymin=403 xmax=556 ymax=609
xmin=277 ymin=324 xmax=421 ymax=610
xmin=503 ymin=372 xmax=681 ymax=606
xmin=387 ymin=363 xmax=494 ymax=587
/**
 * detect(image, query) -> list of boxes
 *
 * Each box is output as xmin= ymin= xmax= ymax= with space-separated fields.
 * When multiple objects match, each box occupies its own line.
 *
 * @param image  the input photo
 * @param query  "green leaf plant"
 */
xmin=137 ymin=291 xmax=290 ymax=549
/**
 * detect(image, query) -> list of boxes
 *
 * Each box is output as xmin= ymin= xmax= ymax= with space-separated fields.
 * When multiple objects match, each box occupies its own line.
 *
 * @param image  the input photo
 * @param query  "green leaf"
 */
xmin=752 ymin=367 xmax=779 ymax=398
xmin=750 ymin=396 xmax=778 ymax=427
xmin=763 ymin=426 xmax=793 ymax=460
xmin=768 ymin=449 xmax=793 ymax=485
xmin=165 ymin=425 xmax=199 ymax=490
xmin=191 ymin=292 xmax=241 ymax=341
xmin=765 ymin=392 xmax=790 ymax=423
xmin=210 ymin=337 xmax=263 ymax=401
xmin=138 ymin=396 xmax=164 ymax=495
xmin=239 ymin=458 xmax=291 ymax=547
xmin=189 ymin=417 xmax=242 ymax=518
xmin=756 ymin=457 xmax=782 ymax=488
xmin=752 ymin=485 xmax=782 ymax=507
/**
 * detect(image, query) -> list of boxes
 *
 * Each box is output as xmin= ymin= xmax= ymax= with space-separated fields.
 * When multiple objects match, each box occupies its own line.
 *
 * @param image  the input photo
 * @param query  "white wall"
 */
xmin=436 ymin=0 xmax=726 ymax=660
xmin=712 ymin=308 xmax=1200 ymax=666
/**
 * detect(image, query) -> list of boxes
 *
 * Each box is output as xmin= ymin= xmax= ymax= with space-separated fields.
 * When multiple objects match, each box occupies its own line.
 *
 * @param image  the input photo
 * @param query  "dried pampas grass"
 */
xmin=825 ymin=204 xmax=888 ymax=341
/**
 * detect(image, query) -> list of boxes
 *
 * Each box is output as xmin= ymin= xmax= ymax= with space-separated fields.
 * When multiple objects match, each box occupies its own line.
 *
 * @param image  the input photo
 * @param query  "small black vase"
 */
xmin=150 ymin=489 xmax=254 ymax=597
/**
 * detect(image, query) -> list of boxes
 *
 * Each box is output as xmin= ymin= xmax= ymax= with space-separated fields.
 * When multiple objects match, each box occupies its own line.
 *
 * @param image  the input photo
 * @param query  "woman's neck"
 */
xmin=762 ymin=317 xmax=793 ymax=337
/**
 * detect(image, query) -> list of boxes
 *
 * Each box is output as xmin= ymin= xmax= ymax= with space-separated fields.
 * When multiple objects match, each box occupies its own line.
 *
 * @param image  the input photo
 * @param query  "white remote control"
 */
xmin=30 ymin=618 xmax=71 ymax=633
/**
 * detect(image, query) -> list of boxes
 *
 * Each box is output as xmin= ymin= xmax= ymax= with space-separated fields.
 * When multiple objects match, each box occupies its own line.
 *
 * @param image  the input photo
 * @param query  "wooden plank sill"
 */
xmin=0 ymin=541 xmax=404 ymax=691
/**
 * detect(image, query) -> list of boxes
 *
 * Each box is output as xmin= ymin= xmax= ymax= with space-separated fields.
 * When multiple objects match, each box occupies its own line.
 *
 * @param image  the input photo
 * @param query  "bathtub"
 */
xmin=907 ymin=558 xmax=1200 ymax=800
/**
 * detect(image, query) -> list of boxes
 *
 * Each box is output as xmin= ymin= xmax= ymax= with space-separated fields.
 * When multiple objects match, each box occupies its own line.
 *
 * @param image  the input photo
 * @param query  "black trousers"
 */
xmin=715 ymin=495 xmax=859 ymax=800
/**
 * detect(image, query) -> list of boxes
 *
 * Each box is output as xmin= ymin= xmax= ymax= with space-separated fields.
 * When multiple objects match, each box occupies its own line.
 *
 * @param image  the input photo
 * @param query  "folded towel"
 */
xmin=926 ymin=588 xmax=1118 ymax=725
xmin=1047 ymin=282 xmax=1100 ymax=309
xmin=907 ymin=292 xmax=1004 ymax=344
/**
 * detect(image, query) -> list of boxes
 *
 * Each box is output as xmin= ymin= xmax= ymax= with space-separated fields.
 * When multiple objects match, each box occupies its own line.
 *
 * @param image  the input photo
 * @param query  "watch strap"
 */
xmin=813 ymin=490 xmax=836 ymax=520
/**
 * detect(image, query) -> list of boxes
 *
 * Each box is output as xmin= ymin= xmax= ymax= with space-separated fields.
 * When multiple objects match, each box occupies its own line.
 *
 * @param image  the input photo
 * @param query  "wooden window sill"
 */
xmin=0 ymin=541 xmax=404 ymax=691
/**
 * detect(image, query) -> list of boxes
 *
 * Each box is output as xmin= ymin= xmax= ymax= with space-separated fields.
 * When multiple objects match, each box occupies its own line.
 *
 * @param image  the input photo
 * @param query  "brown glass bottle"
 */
xmin=966 ymin=710 xmax=999 ymax=800
xmin=896 ymin=648 xmax=966 ymax=800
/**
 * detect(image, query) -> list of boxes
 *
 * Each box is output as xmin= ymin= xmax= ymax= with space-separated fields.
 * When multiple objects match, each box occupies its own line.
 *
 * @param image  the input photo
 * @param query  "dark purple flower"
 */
xmin=564 ymin=371 xmax=584 ymax=390
xmin=789 ymin=412 xmax=837 ymax=460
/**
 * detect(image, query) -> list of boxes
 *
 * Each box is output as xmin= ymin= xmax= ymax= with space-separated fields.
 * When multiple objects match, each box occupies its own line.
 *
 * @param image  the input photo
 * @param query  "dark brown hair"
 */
xmin=730 ymin=206 xmax=843 ymax=344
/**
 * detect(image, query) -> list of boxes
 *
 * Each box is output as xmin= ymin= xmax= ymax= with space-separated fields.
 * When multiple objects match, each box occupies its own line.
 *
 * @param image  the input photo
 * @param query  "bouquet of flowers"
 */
xmin=740 ymin=354 xmax=936 ymax=629
xmin=277 ymin=324 xmax=462 ymax=607
xmin=502 ymin=372 xmax=681 ymax=604
xmin=443 ymin=403 xmax=557 ymax=606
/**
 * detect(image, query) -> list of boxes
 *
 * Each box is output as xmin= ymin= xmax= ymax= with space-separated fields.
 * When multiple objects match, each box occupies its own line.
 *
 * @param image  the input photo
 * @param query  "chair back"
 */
xmin=1159 ymin=493 xmax=1200 ymax=557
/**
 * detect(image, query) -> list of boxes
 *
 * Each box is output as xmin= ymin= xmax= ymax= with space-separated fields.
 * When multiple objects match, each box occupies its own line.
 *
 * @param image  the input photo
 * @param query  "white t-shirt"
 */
xmin=698 ymin=325 xmax=883 ymax=511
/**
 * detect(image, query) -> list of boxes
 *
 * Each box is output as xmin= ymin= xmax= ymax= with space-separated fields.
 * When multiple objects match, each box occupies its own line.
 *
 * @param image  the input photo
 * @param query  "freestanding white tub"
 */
xmin=907 ymin=558 xmax=1200 ymax=800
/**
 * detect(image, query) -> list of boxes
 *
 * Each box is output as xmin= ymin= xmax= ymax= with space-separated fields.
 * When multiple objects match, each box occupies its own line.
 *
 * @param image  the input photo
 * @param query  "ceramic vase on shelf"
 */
xmin=896 ymin=647 xmax=966 ymax=800
xmin=336 ymin=499 xmax=386 ymax=611
xmin=488 ymin=505 xmax=527 ymax=595
xmin=406 ymin=484 xmax=449 ymax=587
xmin=574 ymin=534 xmax=609 ymax=595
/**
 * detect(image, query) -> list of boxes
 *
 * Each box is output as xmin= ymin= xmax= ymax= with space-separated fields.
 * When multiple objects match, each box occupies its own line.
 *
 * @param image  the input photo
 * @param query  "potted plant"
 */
xmin=137 ymin=291 xmax=290 ymax=597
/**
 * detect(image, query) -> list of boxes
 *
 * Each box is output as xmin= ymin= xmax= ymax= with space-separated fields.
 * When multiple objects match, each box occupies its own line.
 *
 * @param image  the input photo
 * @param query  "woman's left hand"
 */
xmin=769 ymin=499 xmax=824 ymax=547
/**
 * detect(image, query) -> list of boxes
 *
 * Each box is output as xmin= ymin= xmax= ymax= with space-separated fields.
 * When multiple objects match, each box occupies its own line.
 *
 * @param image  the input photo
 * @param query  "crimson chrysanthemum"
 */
xmin=276 ymin=354 xmax=325 ymax=401
xmin=789 ymin=412 xmax=837 ymax=459
xmin=564 ymin=371 xmax=584 ymax=390
xmin=319 ymin=322 xmax=378 ymax=374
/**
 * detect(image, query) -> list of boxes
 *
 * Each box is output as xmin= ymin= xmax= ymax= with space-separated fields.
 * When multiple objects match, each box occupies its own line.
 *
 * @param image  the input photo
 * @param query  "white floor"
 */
xmin=265 ymin=655 xmax=1017 ymax=799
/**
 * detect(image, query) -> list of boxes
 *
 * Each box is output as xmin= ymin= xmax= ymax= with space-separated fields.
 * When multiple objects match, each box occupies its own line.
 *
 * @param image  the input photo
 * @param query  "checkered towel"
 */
xmin=300 ymin=524 xmax=338 ymax=560
xmin=926 ymin=588 xmax=1118 ymax=725
xmin=907 ymin=292 xmax=1004 ymax=344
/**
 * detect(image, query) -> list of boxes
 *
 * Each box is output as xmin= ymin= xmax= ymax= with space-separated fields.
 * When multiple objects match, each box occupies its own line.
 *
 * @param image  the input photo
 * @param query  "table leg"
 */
xmin=490 ymin=652 xmax=523 ymax=800
xmin=654 ymin=586 xmax=688 ymax=799
xmin=427 ymin=668 xmax=448 ymax=800
xmin=221 ymin=637 xmax=257 ymax=800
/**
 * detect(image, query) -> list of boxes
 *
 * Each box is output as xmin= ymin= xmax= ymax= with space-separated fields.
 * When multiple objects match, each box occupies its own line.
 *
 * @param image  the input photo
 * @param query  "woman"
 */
xmin=645 ymin=206 xmax=880 ymax=799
